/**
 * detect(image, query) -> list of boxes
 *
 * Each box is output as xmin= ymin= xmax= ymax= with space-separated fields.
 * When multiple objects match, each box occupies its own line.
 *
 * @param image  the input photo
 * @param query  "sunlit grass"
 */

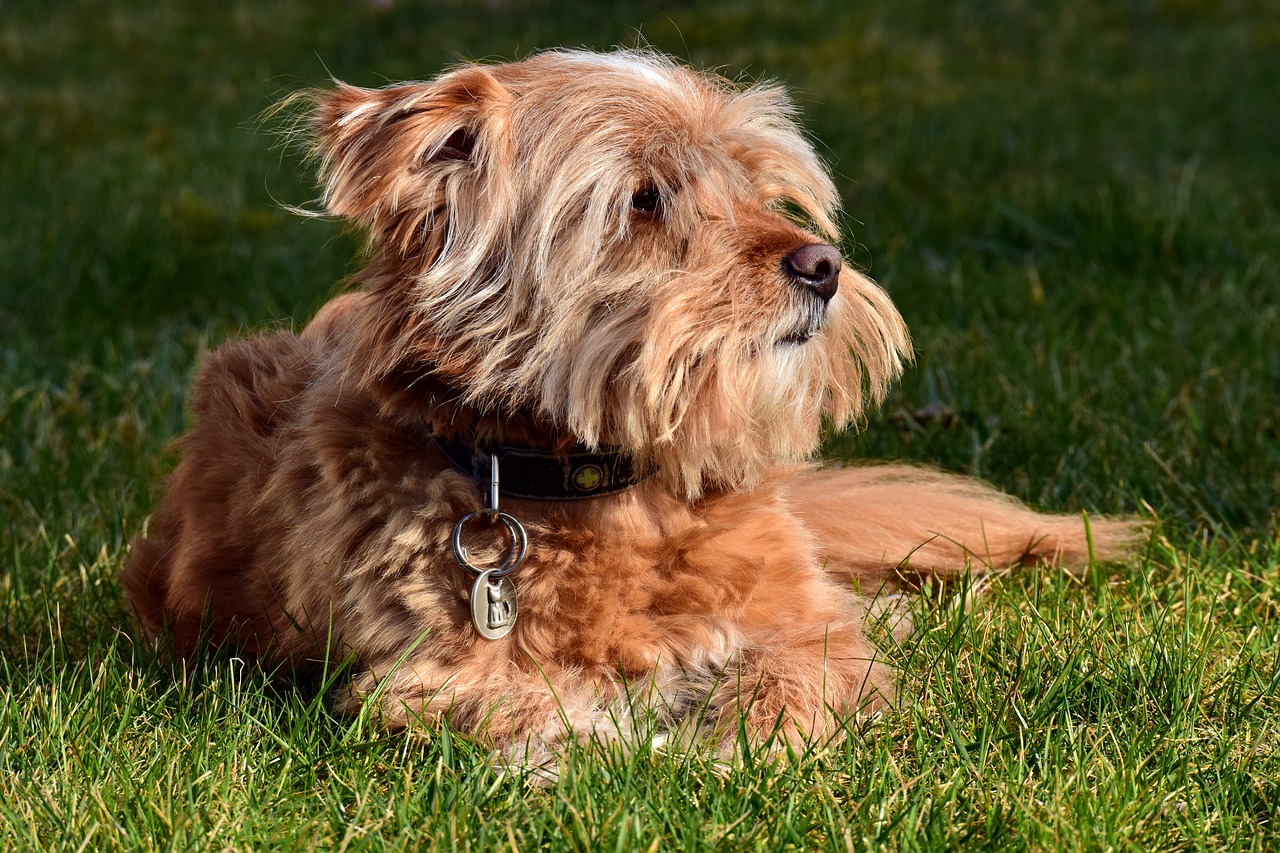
xmin=2 ymin=0 xmax=1277 ymax=849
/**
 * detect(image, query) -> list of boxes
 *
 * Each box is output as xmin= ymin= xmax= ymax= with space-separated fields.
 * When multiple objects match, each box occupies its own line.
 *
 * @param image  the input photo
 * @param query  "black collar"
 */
xmin=435 ymin=436 xmax=649 ymax=500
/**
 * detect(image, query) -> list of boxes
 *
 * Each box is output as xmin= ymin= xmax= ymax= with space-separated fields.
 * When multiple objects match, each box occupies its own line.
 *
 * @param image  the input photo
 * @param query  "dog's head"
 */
xmin=302 ymin=50 xmax=910 ymax=496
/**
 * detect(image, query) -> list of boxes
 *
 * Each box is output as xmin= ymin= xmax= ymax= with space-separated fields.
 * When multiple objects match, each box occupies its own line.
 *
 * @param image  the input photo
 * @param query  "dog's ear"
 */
xmin=307 ymin=67 xmax=510 ymax=235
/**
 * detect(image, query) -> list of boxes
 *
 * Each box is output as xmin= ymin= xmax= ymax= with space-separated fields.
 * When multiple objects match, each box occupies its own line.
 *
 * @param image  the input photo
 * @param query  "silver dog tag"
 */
xmin=470 ymin=569 xmax=517 ymax=640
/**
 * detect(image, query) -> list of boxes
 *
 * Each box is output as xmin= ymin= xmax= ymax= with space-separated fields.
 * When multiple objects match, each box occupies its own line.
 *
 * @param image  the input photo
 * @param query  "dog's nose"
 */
xmin=784 ymin=243 xmax=842 ymax=303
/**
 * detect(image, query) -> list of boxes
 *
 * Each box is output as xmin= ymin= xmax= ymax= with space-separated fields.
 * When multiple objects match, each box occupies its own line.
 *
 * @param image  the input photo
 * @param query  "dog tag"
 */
xmin=470 ymin=569 xmax=517 ymax=640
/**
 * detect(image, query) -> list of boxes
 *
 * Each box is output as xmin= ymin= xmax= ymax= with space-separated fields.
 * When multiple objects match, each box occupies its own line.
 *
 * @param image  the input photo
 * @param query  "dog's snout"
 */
xmin=784 ymin=243 xmax=842 ymax=303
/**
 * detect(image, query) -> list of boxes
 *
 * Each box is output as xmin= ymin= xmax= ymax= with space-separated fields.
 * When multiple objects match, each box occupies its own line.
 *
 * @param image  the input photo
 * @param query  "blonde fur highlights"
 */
xmin=299 ymin=49 xmax=909 ymax=495
xmin=125 ymin=50 xmax=1144 ymax=763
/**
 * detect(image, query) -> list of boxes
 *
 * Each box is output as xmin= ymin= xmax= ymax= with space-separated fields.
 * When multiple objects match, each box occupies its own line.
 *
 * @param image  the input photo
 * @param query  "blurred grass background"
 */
xmin=1 ymin=0 xmax=1278 ymax=849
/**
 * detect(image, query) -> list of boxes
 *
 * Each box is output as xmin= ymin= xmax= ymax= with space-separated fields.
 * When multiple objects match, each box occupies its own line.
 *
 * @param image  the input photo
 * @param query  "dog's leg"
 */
xmin=334 ymin=652 xmax=618 ymax=764
xmin=787 ymin=465 xmax=1146 ymax=586
xmin=708 ymin=616 xmax=894 ymax=754
xmin=661 ymin=487 xmax=899 ymax=753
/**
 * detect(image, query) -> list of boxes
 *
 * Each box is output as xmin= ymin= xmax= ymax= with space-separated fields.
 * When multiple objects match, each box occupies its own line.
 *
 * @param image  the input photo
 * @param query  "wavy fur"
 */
xmin=124 ymin=50 xmax=1145 ymax=761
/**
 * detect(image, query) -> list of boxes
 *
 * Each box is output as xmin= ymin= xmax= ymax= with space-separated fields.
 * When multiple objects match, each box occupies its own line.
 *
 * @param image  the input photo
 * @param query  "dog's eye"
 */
xmin=631 ymin=187 xmax=661 ymax=216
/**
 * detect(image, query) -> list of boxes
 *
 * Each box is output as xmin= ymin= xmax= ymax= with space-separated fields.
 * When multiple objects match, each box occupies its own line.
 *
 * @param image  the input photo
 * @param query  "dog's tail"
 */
xmin=787 ymin=464 xmax=1148 ymax=587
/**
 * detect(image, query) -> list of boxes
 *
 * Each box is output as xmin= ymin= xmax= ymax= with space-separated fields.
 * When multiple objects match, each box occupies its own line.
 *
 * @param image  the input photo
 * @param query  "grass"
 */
xmin=2 ymin=0 xmax=1277 ymax=849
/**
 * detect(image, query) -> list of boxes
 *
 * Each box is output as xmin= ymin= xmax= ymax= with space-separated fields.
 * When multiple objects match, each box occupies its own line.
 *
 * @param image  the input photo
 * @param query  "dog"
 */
xmin=123 ymin=49 xmax=1143 ymax=761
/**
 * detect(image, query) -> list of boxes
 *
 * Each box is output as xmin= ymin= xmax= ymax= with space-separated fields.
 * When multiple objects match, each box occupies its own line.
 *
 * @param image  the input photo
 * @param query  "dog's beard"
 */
xmin=347 ymin=240 xmax=909 ymax=499
xmin=532 ymin=270 xmax=909 ymax=497
xmin=771 ymin=298 xmax=827 ymax=347
xmin=349 ymin=243 xmax=909 ymax=499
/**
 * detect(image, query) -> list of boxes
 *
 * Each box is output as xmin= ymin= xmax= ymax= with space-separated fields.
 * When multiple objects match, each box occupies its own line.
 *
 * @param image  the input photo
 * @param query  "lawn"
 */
xmin=2 ymin=0 xmax=1277 ymax=849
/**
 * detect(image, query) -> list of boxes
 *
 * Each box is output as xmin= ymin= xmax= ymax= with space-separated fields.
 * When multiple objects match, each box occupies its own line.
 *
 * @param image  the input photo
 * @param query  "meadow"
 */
xmin=2 ymin=0 xmax=1277 ymax=849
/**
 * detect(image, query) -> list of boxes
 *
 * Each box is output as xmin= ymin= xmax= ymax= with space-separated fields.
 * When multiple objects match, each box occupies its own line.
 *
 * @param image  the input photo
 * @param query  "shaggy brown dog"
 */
xmin=123 ymin=50 xmax=1142 ymax=760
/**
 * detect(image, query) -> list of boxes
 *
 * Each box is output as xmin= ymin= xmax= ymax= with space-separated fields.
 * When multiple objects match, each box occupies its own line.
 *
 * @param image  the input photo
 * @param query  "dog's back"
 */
xmin=124 ymin=330 xmax=320 ymax=656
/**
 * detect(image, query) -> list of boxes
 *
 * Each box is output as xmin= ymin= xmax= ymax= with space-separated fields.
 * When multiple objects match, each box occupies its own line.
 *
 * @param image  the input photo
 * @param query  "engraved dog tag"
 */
xmin=471 ymin=569 xmax=517 ymax=640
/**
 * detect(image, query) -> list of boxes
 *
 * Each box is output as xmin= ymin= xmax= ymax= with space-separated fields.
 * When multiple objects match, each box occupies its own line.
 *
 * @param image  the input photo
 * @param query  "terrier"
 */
xmin=123 ymin=49 xmax=1142 ymax=759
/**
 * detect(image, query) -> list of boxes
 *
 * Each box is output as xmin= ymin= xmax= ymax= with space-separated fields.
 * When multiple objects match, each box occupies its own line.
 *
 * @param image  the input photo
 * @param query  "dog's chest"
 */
xmin=504 ymin=494 xmax=812 ymax=677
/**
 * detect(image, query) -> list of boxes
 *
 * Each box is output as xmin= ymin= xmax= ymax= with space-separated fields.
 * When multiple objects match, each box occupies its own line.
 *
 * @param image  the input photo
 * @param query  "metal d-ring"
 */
xmin=450 ymin=452 xmax=528 ymax=641
xmin=450 ymin=449 xmax=526 ymax=579
xmin=450 ymin=510 xmax=528 ymax=578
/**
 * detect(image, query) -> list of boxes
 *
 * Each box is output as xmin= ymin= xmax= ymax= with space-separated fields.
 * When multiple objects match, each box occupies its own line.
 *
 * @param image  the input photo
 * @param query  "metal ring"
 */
xmin=450 ymin=510 xmax=528 ymax=578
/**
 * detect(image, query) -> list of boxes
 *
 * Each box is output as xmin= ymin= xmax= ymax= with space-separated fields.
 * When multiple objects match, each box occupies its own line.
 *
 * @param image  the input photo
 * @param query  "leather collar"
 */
xmin=435 ymin=436 xmax=649 ymax=500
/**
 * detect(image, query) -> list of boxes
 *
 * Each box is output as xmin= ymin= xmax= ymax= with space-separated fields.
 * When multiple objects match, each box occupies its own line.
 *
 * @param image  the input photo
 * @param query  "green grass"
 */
xmin=2 ymin=0 xmax=1278 ymax=849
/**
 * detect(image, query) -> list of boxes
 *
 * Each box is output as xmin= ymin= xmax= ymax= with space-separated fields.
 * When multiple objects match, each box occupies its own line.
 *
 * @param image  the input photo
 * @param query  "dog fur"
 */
xmin=123 ymin=50 xmax=1144 ymax=759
